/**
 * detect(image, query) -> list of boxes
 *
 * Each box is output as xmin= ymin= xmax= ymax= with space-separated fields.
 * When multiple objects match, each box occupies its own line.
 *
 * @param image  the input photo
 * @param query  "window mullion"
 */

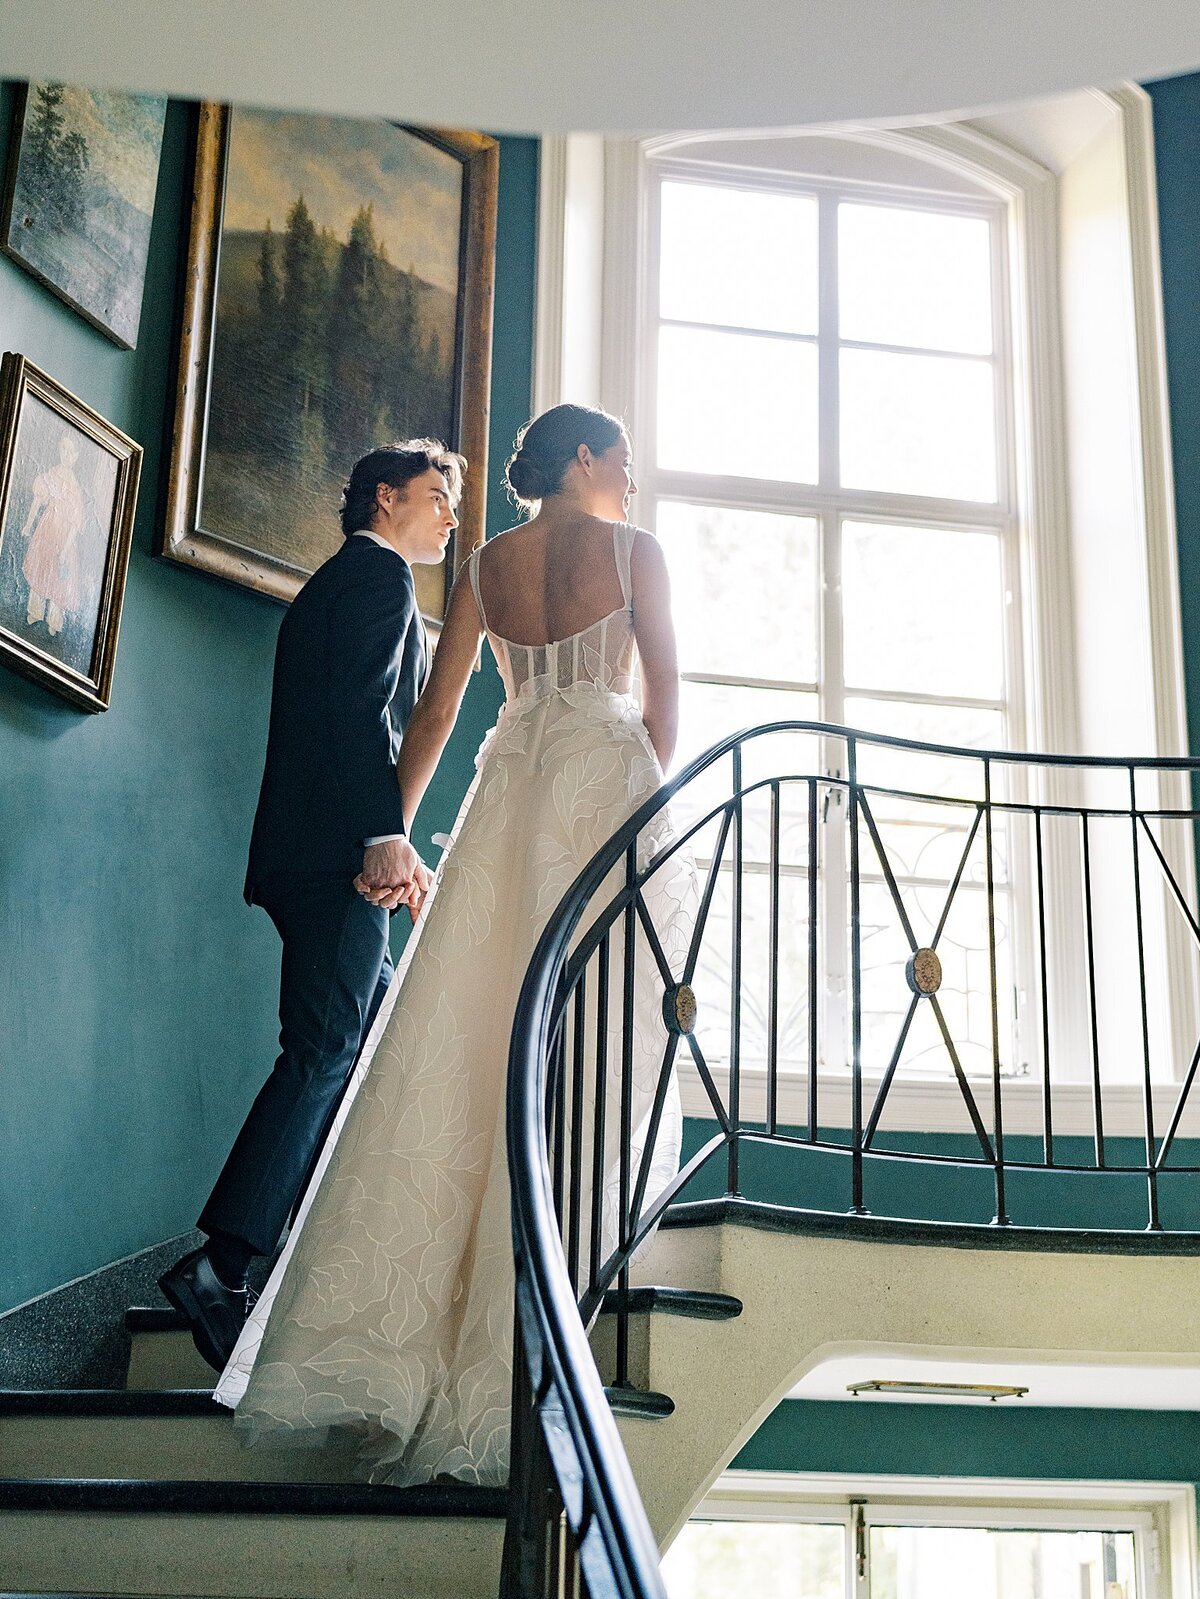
xmin=851 ymin=1501 xmax=869 ymax=1599
xmin=817 ymin=187 xmax=850 ymax=1079
xmin=818 ymin=184 xmax=843 ymax=728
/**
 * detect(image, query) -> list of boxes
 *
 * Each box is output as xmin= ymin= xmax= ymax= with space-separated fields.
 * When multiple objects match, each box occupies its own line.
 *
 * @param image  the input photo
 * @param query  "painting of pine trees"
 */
xmin=2 ymin=83 xmax=167 ymax=348
xmin=198 ymin=109 xmax=463 ymax=609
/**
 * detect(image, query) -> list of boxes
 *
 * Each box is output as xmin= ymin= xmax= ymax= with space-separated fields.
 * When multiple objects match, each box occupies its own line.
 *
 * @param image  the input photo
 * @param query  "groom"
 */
xmin=160 ymin=439 xmax=464 ymax=1370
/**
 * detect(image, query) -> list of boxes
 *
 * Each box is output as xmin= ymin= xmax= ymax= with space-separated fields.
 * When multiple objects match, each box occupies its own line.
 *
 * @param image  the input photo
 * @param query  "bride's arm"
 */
xmin=396 ymin=566 xmax=485 ymax=827
xmin=630 ymin=531 xmax=679 ymax=771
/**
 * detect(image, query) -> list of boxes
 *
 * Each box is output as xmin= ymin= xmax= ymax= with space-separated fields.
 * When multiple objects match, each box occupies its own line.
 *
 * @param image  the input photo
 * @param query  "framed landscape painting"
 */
xmin=161 ymin=103 xmax=498 ymax=625
xmin=0 ymin=354 xmax=142 ymax=711
xmin=1 ymin=83 xmax=168 ymax=349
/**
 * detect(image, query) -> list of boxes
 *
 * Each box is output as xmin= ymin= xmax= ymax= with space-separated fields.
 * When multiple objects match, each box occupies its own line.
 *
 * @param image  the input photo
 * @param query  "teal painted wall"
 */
xmin=734 ymin=1398 xmax=1200 ymax=1488
xmin=0 ymin=90 xmax=536 ymax=1314
xmin=677 ymin=1121 xmax=1200 ymax=1232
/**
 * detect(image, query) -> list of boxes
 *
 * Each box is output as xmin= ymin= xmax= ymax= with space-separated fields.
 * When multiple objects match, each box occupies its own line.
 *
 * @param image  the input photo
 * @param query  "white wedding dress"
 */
xmin=215 ymin=522 xmax=692 ymax=1487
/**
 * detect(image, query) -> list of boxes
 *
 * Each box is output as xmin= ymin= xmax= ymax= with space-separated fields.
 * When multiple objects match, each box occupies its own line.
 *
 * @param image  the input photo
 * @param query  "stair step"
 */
xmin=123 ymin=1311 xmax=217 ymax=1391
xmin=599 ymin=1286 xmax=742 ymax=1320
xmin=0 ymin=1478 xmax=506 ymax=1516
xmin=603 ymin=1385 xmax=675 ymax=1419
xmin=0 ymin=1389 xmax=218 ymax=1417
xmin=125 ymin=1308 xmax=189 ymax=1334
xmin=0 ymin=1478 xmax=505 ymax=1599
xmin=0 ymin=1390 xmax=361 ymax=1484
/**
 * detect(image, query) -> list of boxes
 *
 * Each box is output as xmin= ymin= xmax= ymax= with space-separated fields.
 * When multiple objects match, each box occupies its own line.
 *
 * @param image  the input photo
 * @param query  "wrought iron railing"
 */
xmin=503 ymin=721 xmax=1200 ymax=1597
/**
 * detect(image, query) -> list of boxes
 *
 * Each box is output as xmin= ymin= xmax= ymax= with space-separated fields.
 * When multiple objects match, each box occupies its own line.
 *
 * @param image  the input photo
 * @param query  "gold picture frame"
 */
xmin=160 ymin=103 xmax=499 ymax=625
xmin=0 ymin=352 xmax=141 ymax=712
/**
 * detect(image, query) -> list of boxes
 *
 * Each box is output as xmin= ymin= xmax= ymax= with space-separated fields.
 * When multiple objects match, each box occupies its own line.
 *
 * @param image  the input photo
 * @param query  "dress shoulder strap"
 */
xmin=466 ymin=544 xmax=488 ymax=630
xmin=613 ymin=522 xmax=636 ymax=611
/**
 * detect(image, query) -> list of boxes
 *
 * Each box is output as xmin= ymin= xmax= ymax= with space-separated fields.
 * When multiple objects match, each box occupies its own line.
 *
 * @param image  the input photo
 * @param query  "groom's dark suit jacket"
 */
xmin=244 ymin=535 xmax=426 ymax=902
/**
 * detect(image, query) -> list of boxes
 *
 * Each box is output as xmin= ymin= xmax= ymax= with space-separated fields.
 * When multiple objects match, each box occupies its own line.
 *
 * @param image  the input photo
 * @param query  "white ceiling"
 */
xmin=4 ymin=0 xmax=1200 ymax=134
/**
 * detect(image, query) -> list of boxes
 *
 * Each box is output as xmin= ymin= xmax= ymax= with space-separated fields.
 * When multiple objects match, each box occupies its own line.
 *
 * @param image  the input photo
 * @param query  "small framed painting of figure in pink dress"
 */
xmin=0 ymin=353 xmax=142 ymax=711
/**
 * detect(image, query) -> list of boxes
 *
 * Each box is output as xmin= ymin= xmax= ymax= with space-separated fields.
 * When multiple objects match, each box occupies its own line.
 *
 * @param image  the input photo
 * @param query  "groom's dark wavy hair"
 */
xmin=339 ymin=439 xmax=466 ymax=536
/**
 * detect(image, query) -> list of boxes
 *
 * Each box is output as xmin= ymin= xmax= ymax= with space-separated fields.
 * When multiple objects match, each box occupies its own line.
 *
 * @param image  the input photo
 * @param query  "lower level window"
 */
xmin=661 ymin=1475 xmax=1181 ymax=1599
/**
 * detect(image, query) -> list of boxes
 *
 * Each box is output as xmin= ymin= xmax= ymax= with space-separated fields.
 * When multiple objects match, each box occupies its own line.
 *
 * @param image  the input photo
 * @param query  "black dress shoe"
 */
xmin=158 ymin=1247 xmax=251 ymax=1373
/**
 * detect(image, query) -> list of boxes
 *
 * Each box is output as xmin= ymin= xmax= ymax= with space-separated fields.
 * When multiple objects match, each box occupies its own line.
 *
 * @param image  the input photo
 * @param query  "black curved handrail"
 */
xmin=503 ymin=719 xmax=1200 ymax=1597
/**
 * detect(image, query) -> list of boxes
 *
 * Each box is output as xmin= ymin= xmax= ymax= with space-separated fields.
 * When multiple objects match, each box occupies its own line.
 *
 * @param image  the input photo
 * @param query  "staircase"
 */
xmin=614 ymin=1201 xmax=1200 ymax=1546
xmin=10 ymin=722 xmax=1200 ymax=1598
xmin=0 ymin=1258 xmax=737 ymax=1597
xmin=503 ymin=723 xmax=1200 ymax=1596
xmin=0 ymin=1301 xmax=507 ymax=1598
xmin=6 ymin=1202 xmax=1200 ymax=1597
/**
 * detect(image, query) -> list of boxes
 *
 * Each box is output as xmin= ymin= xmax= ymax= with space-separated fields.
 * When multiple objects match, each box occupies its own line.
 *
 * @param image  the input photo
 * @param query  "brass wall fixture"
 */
xmin=847 ymin=1378 xmax=1029 ymax=1401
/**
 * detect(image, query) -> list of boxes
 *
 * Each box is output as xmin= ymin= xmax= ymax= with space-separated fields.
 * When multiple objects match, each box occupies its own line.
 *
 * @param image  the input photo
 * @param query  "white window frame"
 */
xmin=533 ymin=87 xmax=1196 ymax=1138
xmin=643 ymin=156 xmax=1022 ymax=724
xmin=674 ymin=1470 xmax=1195 ymax=1599
xmin=641 ymin=153 xmax=1028 ymax=1093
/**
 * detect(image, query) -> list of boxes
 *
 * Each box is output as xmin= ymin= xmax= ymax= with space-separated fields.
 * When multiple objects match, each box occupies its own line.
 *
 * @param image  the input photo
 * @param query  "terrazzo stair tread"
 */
xmin=123 ymin=1316 xmax=222 ymax=1392
xmin=598 ymin=1286 xmax=741 ymax=1320
xmin=603 ymin=1385 xmax=675 ymax=1419
xmin=0 ymin=1480 xmax=507 ymax=1599
xmin=0 ymin=1390 xmax=363 ymax=1484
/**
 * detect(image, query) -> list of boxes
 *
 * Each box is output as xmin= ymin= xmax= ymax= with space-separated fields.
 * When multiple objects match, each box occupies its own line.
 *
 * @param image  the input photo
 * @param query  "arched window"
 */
xmin=535 ymin=90 xmax=1194 ymax=1129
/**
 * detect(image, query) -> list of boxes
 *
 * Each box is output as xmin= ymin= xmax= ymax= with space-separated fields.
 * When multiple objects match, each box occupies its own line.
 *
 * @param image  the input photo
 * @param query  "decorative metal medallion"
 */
xmin=662 ymin=982 xmax=698 ymax=1036
xmin=905 ymin=947 xmax=943 ymax=997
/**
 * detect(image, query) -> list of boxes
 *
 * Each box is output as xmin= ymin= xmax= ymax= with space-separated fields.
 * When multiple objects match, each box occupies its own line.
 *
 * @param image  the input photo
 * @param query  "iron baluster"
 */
xmin=848 ymin=732 xmax=865 ymax=1213
xmin=551 ymin=1013 xmax=567 ymax=1224
xmin=567 ymin=971 xmax=587 ymax=1297
xmin=767 ymin=779 xmax=781 ymax=1138
xmin=588 ymin=934 xmax=610 ymax=1295
xmin=1129 ymin=766 xmax=1161 ymax=1230
xmin=1034 ymin=807 xmax=1054 ymax=1166
xmin=1081 ymin=814 xmax=1106 ymax=1168
xmin=985 ymin=759 xmax=1008 ymax=1225
xmin=617 ymin=844 xmax=637 ymax=1390
xmin=808 ymin=775 xmax=819 ymax=1142
xmin=728 ymin=743 xmax=743 ymax=1198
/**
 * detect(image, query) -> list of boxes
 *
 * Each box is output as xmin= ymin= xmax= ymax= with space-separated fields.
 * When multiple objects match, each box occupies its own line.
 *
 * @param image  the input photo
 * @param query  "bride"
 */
xmin=215 ymin=404 xmax=689 ymax=1487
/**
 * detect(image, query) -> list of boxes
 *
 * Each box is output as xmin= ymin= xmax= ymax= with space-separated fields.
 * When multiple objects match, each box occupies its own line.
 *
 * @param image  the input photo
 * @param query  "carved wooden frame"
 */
xmin=160 ymin=103 xmax=498 ymax=624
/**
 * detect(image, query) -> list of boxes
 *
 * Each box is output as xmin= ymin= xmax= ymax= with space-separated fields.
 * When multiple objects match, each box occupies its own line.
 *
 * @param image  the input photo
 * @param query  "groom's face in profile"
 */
xmin=376 ymin=468 xmax=459 ymax=565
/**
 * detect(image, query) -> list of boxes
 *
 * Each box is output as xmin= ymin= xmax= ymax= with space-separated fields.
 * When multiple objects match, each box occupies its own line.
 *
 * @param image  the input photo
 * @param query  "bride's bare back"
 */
xmin=474 ymin=514 xmax=629 ymax=646
xmin=399 ymin=505 xmax=680 ymax=829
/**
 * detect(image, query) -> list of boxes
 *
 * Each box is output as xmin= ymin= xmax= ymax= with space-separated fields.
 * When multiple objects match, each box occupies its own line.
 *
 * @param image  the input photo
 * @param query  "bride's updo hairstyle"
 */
xmin=505 ymin=404 xmax=624 ymax=511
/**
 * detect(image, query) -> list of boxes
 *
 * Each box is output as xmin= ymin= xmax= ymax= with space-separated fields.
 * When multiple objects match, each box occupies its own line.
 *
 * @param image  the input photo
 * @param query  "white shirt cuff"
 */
xmin=364 ymin=833 xmax=406 ymax=846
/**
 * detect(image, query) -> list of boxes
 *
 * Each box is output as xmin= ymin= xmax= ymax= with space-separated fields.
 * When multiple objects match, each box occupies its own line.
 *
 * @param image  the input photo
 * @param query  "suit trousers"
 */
xmin=199 ymin=872 xmax=394 ymax=1257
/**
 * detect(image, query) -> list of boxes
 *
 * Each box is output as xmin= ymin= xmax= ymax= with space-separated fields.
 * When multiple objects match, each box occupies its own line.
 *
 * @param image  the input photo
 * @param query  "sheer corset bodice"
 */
xmin=467 ymin=521 xmax=640 ymax=706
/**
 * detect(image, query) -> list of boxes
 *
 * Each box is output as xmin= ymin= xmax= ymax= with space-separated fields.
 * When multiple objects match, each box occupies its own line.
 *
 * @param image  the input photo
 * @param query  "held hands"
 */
xmin=355 ymin=838 xmax=432 ymax=918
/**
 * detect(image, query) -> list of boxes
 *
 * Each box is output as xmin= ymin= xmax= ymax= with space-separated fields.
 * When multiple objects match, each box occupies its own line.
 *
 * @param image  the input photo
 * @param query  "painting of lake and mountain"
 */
xmin=2 ymin=84 xmax=167 ymax=348
xmin=200 ymin=109 xmax=463 ymax=617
